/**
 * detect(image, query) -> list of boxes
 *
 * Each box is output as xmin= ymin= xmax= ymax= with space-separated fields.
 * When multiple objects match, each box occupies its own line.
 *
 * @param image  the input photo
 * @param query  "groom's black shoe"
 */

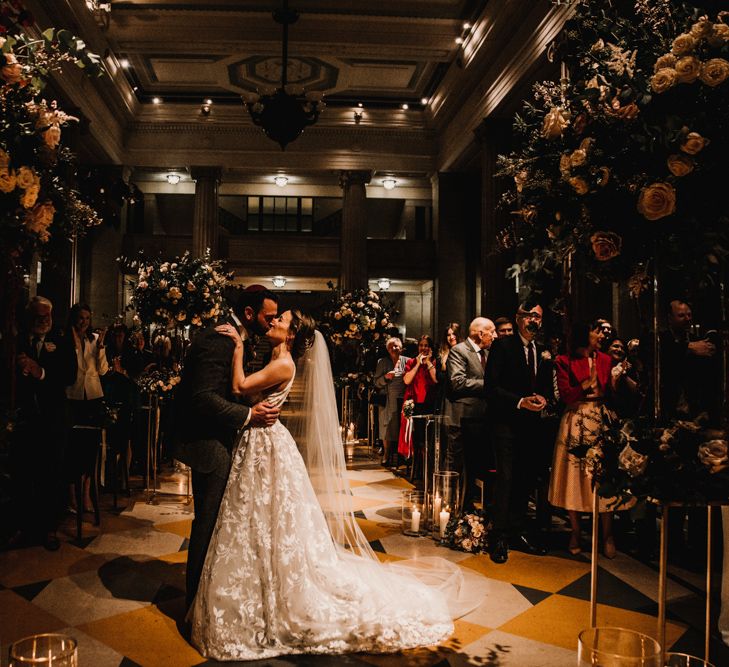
xmin=489 ymin=536 xmax=509 ymax=564
xmin=510 ymin=533 xmax=547 ymax=556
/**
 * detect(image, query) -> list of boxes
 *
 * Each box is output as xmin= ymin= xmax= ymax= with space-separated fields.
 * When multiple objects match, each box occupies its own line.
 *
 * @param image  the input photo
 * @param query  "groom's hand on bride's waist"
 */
xmin=249 ymin=401 xmax=279 ymax=427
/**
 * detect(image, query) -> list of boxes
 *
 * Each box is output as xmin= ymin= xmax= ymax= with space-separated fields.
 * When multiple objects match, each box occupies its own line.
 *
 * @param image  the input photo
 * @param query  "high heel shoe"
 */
xmin=603 ymin=536 xmax=616 ymax=559
xmin=568 ymin=534 xmax=582 ymax=556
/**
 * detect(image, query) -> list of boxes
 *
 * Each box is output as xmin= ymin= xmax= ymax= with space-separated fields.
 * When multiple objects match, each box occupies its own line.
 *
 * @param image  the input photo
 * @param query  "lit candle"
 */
xmin=433 ymin=494 xmax=442 ymax=525
xmin=411 ymin=505 xmax=421 ymax=533
xmin=439 ymin=508 xmax=450 ymax=537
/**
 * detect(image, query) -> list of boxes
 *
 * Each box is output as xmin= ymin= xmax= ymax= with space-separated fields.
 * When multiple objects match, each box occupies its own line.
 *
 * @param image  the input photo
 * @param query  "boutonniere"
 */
xmin=44 ymin=342 xmax=57 ymax=352
xmin=541 ymin=350 xmax=552 ymax=361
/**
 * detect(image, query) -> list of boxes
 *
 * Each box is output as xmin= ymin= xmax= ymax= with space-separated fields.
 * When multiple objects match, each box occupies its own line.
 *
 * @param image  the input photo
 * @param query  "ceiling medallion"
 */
xmin=244 ymin=0 xmax=325 ymax=150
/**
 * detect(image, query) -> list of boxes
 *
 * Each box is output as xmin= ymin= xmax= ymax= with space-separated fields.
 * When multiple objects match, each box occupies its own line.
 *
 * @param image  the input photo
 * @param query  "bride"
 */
xmin=189 ymin=309 xmax=478 ymax=660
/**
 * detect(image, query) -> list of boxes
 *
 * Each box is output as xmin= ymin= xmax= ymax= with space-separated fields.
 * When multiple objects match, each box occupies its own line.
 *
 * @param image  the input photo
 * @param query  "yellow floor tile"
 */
xmin=0 ymin=543 xmax=109 ymax=588
xmin=356 ymin=517 xmax=402 ymax=542
xmin=373 ymin=477 xmax=414 ymax=489
xmin=499 ymin=594 xmax=686 ymax=651
xmin=78 ymin=603 xmax=203 ymax=667
xmin=0 ymin=590 xmax=67 ymax=644
xmin=349 ymin=495 xmax=394 ymax=511
xmin=459 ymin=551 xmax=590 ymax=592
xmin=158 ymin=551 xmax=188 ymax=565
xmin=98 ymin=512 xmax=153 ymax=534
xmin=154 ymin=519 xmax=192 ymax=539
xmin=347 ymin=479 xmax=371 ymax=488
xmin=375 ymin=551 xmax=406 ymax=563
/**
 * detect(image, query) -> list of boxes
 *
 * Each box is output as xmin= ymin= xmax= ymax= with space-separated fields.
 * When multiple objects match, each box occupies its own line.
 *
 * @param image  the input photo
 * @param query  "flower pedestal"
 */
xmin=432 ymin=471 xmax=459 ymax=540
xmin=10 ymin=633 xmax=78 ymax=666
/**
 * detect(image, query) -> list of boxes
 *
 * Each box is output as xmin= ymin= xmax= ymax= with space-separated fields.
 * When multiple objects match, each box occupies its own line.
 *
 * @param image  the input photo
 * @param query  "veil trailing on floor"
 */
xmin=284 ymin=330 xmax=483 ymax=619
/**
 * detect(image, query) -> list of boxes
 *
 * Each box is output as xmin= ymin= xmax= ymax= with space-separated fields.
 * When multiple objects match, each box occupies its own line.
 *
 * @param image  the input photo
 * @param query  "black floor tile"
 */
xmin=12 ymin=579 xmax=51 ymax=601
xmin=557 ymin=568 xmax=655 ymax=611
xmin=513 ymin=584 xmax=552 ymax=606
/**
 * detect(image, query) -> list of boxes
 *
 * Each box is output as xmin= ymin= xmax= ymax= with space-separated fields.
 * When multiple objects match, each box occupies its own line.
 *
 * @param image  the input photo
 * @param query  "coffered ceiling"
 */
xmin=28 ymin=0 xmax=569 ymax=178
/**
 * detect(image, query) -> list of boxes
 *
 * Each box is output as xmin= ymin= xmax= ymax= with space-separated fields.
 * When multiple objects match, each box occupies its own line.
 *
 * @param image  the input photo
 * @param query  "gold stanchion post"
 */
xmin=657 ymin=504 xmax=669 ymax=665
xmin=590 ymin=486 xmax=599 ymax=627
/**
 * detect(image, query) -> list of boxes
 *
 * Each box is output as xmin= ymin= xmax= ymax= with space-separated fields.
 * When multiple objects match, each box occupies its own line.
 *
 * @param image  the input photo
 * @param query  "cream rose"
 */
xmin=570 ymin=148 xmax=587 ymax=167
xmin=514 ymin=170 xmax=528 ymax=193
xmin=596 ymin=166 xmax=611 ymax=187
xmin=699 ymin=58 xmax=729 ymax=87
xmin=542 ymin=107 xmax=570 ymax=140
xmin=667 ymin=154 xmax=694 ymax=177
xmin=24 ymin=202 xmax=55 ymax=241
xmin=680 ymin=131 xmax=708 ymax=155
xmin=671 ymin=33 xmax=697 ymax=56
xmin=15 ymin=166 xmax=38 ymax=190
xmin=690 ymin=19 xmax=713 ymax=39
xmin=0 ymin=169 xmax=17 ymax=193
xmin=675 ymin=55 xmax=701 ymax=83
xmin=654 ymin=53 xmax=677 ymax=72
xmin=708 ymin=23 xmax=729 ymax=47
xmin=650 ymin=68 xmax=678 ymax=93
xmin=559 ymin=154 xmax=572 ymax=177
xmin=637 ymin=182 xmax=676 ymax=220
xmin=1 ymin=53 xmax=23 ymax=84
xmin=0 ymin=148 xmax=9 ymax=169
xmin=42 ymin=124 xmax=61 ymax=149
xmin=698 ymin=439 xmax=729 ymax=473
xmin=20 ymin=184 xmax=39 ymax=209
xmin=590 ymin=231 xmax=622 ymax=261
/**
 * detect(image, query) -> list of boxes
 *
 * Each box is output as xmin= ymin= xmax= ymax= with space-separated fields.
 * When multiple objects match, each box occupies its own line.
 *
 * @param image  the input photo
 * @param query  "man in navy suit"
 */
xmin=485 ymin=300 xmax=554 ymax=563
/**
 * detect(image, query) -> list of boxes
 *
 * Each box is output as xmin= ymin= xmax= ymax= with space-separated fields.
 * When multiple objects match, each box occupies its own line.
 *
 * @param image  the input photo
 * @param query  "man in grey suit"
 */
xmin=173 ymin=287 xmax=280 ymax=609
xmin=443 ymin=317 xmax=496 ymax=511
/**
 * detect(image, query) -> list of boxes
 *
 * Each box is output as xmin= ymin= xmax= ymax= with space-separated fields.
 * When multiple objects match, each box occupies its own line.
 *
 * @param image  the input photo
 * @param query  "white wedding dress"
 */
xmin=190 ymin=371 xmax=454 ymax=661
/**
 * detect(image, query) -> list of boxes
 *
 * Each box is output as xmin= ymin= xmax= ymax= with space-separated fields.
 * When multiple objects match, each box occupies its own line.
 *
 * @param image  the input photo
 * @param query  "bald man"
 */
xmin=442 ymin=317 xmax=496 ymax=511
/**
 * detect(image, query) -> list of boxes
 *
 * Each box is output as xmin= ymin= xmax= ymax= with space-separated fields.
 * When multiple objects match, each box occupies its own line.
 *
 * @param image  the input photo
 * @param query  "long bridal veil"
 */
xmin=284 ymin=330 xmax=483 ymax=619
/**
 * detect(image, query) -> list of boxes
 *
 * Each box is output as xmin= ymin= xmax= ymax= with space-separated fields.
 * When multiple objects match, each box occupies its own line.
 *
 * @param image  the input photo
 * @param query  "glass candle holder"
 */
xmin=432 ymin=470 xmax=459 ymax=539
xmin=577 ymin=627 xmax=661 ymax=667
xmin=10 ymin=633 xmax=78 ymax=666
xmin=401 ymin=490 xmax=425 ymax=536
xmin=665 ymin=654 xmax=715 ymax=667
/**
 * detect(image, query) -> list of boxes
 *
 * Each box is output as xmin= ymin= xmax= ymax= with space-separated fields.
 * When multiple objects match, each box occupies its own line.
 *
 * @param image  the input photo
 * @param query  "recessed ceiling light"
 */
xmin=382 ymin=178 xmax=396 ymax=190
xmin=274 ymin=176 xmax=288 ymax=187
xmin=204 ymin=98 xmax=212 ymax=105
xmin=119 ymin=58 xmax=130 ymax=68
xmin=421 ymin=97 xmax=429 ymax=105
xmin=455 ymin=36 xmax=464 ymax=45
xmin=357 ymin=102 xmax=363 ymax=108
xmin=401 ymin=103 xmax=409 ymax=110
xmin=152 ymin=97 xmax=161 ymax=104
xmin=166 ymin=173 xmax=181 ymax=185
xmin=463 ymin=22 xmax=472 ymax=30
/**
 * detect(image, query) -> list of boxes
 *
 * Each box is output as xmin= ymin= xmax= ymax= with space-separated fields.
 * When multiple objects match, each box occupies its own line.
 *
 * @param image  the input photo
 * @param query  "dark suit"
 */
xmin=172 ymin=320 xmax=251 ymax=607
xmin=11 ymin=330 xmax=76 ymax=538
xmin=485 ymin=335 xmax=554 ymax=537
xmin=443 ymin=340 xmax=489 ymax=509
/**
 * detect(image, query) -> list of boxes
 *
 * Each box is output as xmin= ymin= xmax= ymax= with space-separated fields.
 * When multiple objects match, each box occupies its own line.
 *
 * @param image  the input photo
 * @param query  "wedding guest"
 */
xmin=398 ymin=335 xmax=438 ymax=475
xmin=128 ymin=330 xmax=153 ymax=378
xmin=494 ymin=317 xmax=514 ymax=338
xmin=8 ymin=297 xmax=76 ymax=550
xmin=485 ymin=301 xmax=554 ymax=563
xmin=548 ymin=322 xmax=620 ymax=558
xmin=443 ymin=317 xmax=495 ymax=511
xmin=64 ymin=303 xmax=109 ymax=515
xmin=595 ymin=318 xmax=616 ymax=349
xmin=607 ymin=337 xmax=643 ymax=418
xmin=373 ymin=337 xmax=408 ymax=467
xmin=436 ymin=322 xmax=461 ymax=414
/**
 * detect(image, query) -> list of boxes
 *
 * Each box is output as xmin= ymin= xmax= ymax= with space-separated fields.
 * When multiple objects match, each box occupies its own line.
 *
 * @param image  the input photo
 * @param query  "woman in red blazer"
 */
xmin=548 ymin=322 xmax=620 ymax=558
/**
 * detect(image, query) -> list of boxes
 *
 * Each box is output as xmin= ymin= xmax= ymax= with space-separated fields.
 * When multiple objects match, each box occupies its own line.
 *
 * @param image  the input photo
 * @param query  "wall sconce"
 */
xmin=377 ymin=277 xmax=391 ymax=291
xmin=382 ymin=178 xmax=396 ymax=190
xmin=274 ymin=176 xmax=288 ymax=187
xmin=353 ymin=110 xmax=362 ymax=124
xmin=201 ymin=98 xmax=212 ymax=115
xmin=166 ymin=173 xmax=181 ymax=185
xmin=271 ymin=275 xmax=287 ymax=288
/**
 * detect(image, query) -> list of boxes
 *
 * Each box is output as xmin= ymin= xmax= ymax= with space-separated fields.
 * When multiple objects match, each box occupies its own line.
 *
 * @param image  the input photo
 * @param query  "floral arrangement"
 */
xmin=497 ymin=0 xmax=729 ymax=308
xmin=402 ymin=398 xmax=415 ymax=418
xmin=319 ymin=284 xmax=397 ymax=389
xmin=440 ymin=509 xmax=492 ymax=554
xmin=571 ymin=412 xmax=729 ymax=504
xmin=134 ymin=367 xmax=181 ymax=396
xmin=121 ymin=250 xmax=232 ymax=330
xmin=0 ymin=5 xmax=104 ymax=263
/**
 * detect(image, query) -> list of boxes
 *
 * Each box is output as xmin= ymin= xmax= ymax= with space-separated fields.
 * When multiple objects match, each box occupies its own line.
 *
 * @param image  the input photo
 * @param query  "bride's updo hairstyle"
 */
xmin=289 ymin=309 xmax=317 ymax=361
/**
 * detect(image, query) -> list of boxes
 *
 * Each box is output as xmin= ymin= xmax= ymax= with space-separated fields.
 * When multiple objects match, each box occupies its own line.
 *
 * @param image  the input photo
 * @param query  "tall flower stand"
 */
xmin=588 ymin=498 xmax=725 ymax=666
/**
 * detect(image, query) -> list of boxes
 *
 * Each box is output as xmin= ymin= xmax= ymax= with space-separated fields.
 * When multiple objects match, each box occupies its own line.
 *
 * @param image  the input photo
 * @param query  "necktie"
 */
xmin=31 ymin=336 xmax=41 ymax=359
xmin=479 ymin=348 xmax=486 ymax=370
xmin=527 ymin=343 xmax=536 ymax=385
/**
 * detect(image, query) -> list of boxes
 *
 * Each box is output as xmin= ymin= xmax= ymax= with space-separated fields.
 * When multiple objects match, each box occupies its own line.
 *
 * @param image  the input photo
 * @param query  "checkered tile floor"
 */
xmin=1 ymin=447 xmax=727 ymax=666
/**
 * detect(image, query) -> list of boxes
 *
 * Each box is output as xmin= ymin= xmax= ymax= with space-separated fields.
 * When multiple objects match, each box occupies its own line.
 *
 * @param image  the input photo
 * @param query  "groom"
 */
xmin=174 ymin=286 xmax=280 ymax=608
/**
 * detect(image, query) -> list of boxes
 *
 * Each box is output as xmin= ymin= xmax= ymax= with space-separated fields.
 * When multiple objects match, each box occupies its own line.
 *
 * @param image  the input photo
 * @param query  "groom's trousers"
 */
xmin=187 ymin=468 xmax=229 ymax=609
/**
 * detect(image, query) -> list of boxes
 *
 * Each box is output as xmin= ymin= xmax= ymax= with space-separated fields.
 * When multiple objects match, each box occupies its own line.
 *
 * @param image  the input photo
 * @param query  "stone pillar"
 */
xmin=339 ymin=170 xmax=371 ymax=290
xmin=474 ymin=118 xmax=516 ymax=319
xmin=432 ymin=171 xmax=480 ymax=337
xmin=191 ymin=167 xmax=222 ymax=258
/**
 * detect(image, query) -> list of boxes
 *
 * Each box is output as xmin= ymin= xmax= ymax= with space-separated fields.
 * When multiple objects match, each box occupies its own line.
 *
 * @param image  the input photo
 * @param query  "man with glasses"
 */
xmin=485 ymin=301 xmax=555 ymax=563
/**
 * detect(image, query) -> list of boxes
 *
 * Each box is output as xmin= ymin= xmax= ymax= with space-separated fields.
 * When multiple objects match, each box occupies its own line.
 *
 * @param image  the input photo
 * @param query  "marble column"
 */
xmin=191 ymin=167 xmax=222 ymax=259
xmin=474 ymin=118 xmax=515 ymax=319
xmin=339 ymin=170 xmax=371 ymax=290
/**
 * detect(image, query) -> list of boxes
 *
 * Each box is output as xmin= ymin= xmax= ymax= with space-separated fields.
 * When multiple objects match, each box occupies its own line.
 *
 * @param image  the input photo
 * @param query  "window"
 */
xmin=245 ymin=196 xmax=315 ymax=233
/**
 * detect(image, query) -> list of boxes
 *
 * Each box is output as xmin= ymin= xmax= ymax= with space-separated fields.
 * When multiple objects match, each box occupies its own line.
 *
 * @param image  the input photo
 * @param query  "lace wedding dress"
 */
xmin=190 ymin=371 xmax=454 ymax=661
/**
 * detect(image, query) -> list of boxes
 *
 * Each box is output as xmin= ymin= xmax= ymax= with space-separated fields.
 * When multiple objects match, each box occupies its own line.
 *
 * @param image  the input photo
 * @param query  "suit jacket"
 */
xmin=443 ymin=340 xmax=487 ymax=426
xmin=15 ymin=329 xmax=76 ymax=430
xmin=485 ymin=334 xmax=554 ymax=426
xmin=172 ymin=320 xmax=251 ymax=475
xmin=65 ymin=331 xmax=109 ymax=400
